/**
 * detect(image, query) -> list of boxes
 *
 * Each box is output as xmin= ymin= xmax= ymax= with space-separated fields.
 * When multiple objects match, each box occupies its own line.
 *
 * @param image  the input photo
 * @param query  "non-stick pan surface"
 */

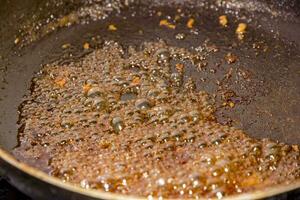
xmin=0 ymin=0 xmax=299 ymax=199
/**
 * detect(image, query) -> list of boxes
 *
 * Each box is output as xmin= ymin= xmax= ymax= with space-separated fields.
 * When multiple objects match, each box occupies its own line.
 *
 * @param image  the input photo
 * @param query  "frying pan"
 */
xmin=0 ymin=0 xmax=299 ymax=199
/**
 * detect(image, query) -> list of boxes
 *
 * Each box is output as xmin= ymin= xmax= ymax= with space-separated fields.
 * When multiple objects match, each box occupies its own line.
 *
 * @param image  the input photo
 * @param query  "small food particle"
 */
xmin=236 ymin=23 xmax=247 ymax=40
xmin=176 ymin=63 xmax=184 ymax=73
xmin=219 ymin=15 xmax=228 ymax=27
xmin=132 ymin=77 xmax=141 ymax=85
xmin=229 ymin=102 xmax=235 ymax=108
xmin=174 ymin=15 xmax=181 ymax=21
xmin=58 ymin=13 xmax=78 ymax=27
xmin=138 ymin=30 xmax=144 ymax=35
xmin=83 ymin=84 xmax=92 ymax=94
xmin=175 ymin=33 xmax=186 ymax=40
xmin=157 ymin=11 xmax=162 ymax=17
xmin=108 ymin=24 xmax=117 ymax=31
xmin=236 ymin=23 xmax=247 ymax=34
xmin=187 ymin=18 xmax=195 ymax=29
xmin=14 ymin=37 xmax=20 ymax=44
xmin=155 ymin=48 xmax=170 ymax=63
xmin=80 ymin=179 xmax=90 ymax=189
xmin=83 ymin=42 xmax=90 ymax=50
xmin=62 ymin=43 xmax=71 ymax=49
xmin=100 ymin=141 xmax=111 ymax=149
xmin=55 ymin=79 xmax=66 ymax=88
xmin=225 ymin=53 xmax=237 ymax=64
xmin=159 ymin=19 xmax=176 ymax=29
xmin=292 ymin=145 xmax=299 ymax=152
xmin=252 ymin=43 xmax=261 ymax=49
xmin=241 ymin=173 xmax=261 ymax=187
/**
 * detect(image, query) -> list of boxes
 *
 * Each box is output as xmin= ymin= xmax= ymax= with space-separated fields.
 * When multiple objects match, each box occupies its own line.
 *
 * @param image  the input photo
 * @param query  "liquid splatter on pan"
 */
xmin=13 ymin=2 xmax=300 ymax=200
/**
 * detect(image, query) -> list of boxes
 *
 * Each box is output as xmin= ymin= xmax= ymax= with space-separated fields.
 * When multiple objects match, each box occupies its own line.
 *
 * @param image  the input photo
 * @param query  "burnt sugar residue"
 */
xmin=13 ymin=39 xmax=300 ymax=199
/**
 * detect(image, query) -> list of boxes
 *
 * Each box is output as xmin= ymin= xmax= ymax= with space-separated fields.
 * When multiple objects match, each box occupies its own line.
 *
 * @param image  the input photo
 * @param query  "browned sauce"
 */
xmin=14 ymin=41 xmax=300 ymax=199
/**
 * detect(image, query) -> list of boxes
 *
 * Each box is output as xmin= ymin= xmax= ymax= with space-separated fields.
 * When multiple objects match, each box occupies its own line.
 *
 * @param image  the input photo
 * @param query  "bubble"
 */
xmin=185 ymin=133 xmax=196 ymax=143
xmin=80 ymin=179 xmax=90 ymax=189
xmin=157 ymin=178 xmax=166 ymax=186
xmin=135 ymin=98 xmax=153 ymax=110
xmin=93 ymin=97 xmax=107 ymax=110
xmin=171 ymin=130 xmax=184 ymax=140
xmin=155 ymin=48 xmax=171 ymax=64
xmin=216 ymin=191 xmax=224 ymax=199
xmin=164 ymin=141 xmax=175 ymax=151
xmin=87 ymin=87 xmax=102 ymax=97
xmin=60 ymin=119 xmax=73 ymax=128
xmin=147 ymin=89 xmax=160 ymax=98
xmin=189 ymin=111 xmax=200 ymax=122
xmin=111 ymin=117 xmax=125 ymax=133
xmin=175 ymin=33 xmax=186 ymax=40
xmin=98 ymin=182 xmax=110 ymax=192
xmin=212 ymin=139 xmax=222 ymax=145
xmin=177 ymin=113 xmax=190 ymax=124
xmin=154 ymin=106 xmax=173 ymax=118
xmin=88 ymin=118 xmax=97 ymax=124
xmin=143 ymin=141 xmax=154 ymax=149
xmin=18 ymin=38 xmax=300 ymax=199
xmin=281 ymin=145 xmax=292 ymax=155
xmin=158 ymin=132 xmax=170 ymax=143
xmin=85 ymin=79 xmax=98 ymax=85
xmin=121 ymin=92 xmax=137 ymax=101
xmin=62 ymin=108 xmax=72 ymax=114
xmin=170 ymin=73 xmax=182 ymax=87
xmin=108 ymin=98 xmax=117 ymax=107
xmin=252 ymin=144 xmax=262 ymax=155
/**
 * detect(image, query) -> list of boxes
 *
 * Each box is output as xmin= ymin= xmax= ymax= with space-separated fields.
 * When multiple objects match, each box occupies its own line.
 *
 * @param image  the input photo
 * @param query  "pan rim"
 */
xmin=0 ymin=147 xmax=300 ymax=200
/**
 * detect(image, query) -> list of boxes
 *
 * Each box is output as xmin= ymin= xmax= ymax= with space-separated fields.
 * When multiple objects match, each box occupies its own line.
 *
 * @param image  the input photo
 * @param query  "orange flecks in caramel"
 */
xmin=83 ymin=84 xmax=92 ymax=93
xmin=236 ymin=23 xmax=247 ymax=40
xmin=14 ymin=37 xmax=20 ymax=44
xmin=225 ymin=53 xmax=238 ymax=64
xmin=219 ymin=15 xmax=228 ymax=27
xmin=83 ymin=42 xmax=90 ymax=50
xmin=175 ymin=63 xmax=184 ymax=73
xmin=241 ymin=173 xmax=261 ymax=187
xmin=62 ymin=43 xmax=71 ymax=49
xmin=187 ymin=18 xmax=195 ymax=29
xmin=55 ymin=79 xmax=66 ymax=88
xmin=159 ymin=19 xmax=176 ymax=29
xmin=132 ymin=77 xmax=141 ymax=85
xmin=229 ymin=101 xmax=235 ymax=108
xmin=108 ymin=24 xmax=118 ymax=31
